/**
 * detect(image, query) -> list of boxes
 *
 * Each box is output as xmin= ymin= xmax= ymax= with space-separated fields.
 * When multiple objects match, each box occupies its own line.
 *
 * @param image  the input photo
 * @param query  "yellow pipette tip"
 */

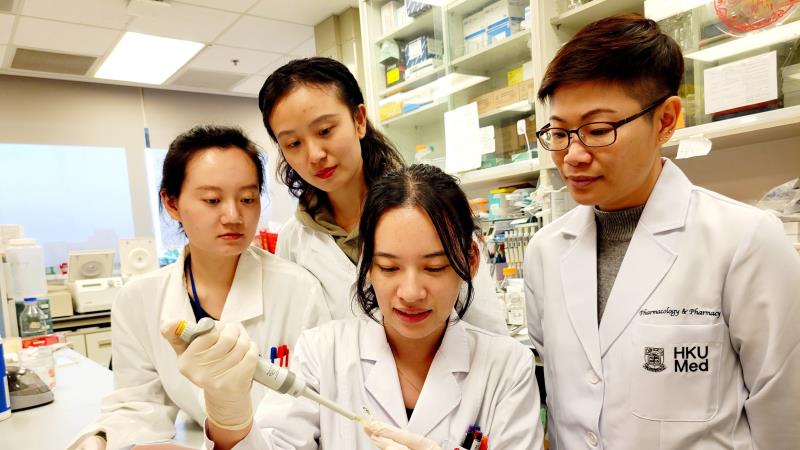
xmin=175 ymin=320 xmax=187 ymax=337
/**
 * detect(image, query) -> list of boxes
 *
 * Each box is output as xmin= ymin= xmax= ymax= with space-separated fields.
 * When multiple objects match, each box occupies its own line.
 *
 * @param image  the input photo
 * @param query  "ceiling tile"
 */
xmin=128 ymin=2 xmax=238 ymax=43
xmin=217 ymin=16 xmax=312 ymax=53
xmin=257 ymin=55 xmax=289 ymax=75
xmin=14 ymin=17 xmax=120 ymax=56
xmin=230 ymin=73 xmax=268 ymax=95
xmin=248 ymin=0 xmax=355 ymax=26
xmin=0 ymin=13 xmax=13 ymax=44
xmin=188 ymin=45 xmax=282 ymax=74
xmin=174 ymin=0 xmax=258 ymax=13
xmin=289 ymin=38 xmax=315 ymax=58
xmin=21 ymin=0 xmax=130 ymax=29
xmin=171 ymin=69 xmax=247 ymax=90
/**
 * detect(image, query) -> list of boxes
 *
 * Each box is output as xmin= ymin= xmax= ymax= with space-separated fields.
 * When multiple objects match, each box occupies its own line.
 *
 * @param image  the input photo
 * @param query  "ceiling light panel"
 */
xmin=14 ymin=16 xmax=119 ymax=55
xmin=21 ymin=0 xmax=131 ymax=29
xmin=129 ymin=2 xmax=239 ymax=43
xmin=95 ymin=32 xmax=204 ymax=84
xmin=216 ymin=15 xmax=313 ymax=53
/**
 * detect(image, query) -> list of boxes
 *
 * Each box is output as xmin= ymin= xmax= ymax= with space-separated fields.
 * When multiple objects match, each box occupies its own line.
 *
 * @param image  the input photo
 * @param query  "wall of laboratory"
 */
xmin=673 ymin=136 xmax=800 ymax=205
xmin=0 ymin=74 xmax=295 ymax=238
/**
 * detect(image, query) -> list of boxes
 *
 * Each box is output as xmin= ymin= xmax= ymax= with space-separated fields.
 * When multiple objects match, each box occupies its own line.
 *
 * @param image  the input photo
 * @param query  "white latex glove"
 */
xmin=73 ymin=435 xmax=107 ymax=450
xmin=160 ymin=320 xmax=258 ymax=430
xmin=364 ymin=420 xmax=442 ymax=450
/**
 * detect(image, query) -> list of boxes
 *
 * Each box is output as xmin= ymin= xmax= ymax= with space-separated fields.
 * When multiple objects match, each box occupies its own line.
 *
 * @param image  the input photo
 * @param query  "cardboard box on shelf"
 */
xmin=463 ymin=10 xmax=487 ymax=55
xmin=483 ymin=0 xmax=526 ymax=44
xmin=517 ymin=79 xmax=533 ymax=102
xmin=406 ymin=0 xmax=432 ymax=18
xmin=469 ymin=92 xmax=496 ymax=115
xmin=493 ymin=84 xmax=520 ymax=108
xmin=379 ymin=102 xmax=404 ymax=121
xmin=405 ymin=36 xmax=443 ymax=71
xmin=381 ymin=1 xmax=403 ymax=34
xmin=497 ymin=123 xmax=521 ymax=153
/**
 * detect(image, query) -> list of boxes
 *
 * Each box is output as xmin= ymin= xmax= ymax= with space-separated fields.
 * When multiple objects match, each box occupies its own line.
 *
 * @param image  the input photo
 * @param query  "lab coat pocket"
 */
xmin=630 ymin=323 xmax=723 ymax=422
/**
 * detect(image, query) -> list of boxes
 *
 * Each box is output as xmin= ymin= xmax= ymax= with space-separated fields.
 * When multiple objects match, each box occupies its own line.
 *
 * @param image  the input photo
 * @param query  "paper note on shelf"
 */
xmin=445 ymin=102 xmax=482 ymax=173
xmin=676 ymin=134 xmax=712 ymax=159
xmin=704 ymin=51 xmax=777 ymax=115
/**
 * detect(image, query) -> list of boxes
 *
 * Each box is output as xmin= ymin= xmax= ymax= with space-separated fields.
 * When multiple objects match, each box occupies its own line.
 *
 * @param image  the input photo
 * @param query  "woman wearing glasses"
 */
xmin=524 ymin=14 xmax=800 ymax=450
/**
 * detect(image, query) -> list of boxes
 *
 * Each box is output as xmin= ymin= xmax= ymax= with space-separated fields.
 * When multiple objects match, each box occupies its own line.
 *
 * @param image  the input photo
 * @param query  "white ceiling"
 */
xmin=0 ymin=0 xmax=359 ymax=97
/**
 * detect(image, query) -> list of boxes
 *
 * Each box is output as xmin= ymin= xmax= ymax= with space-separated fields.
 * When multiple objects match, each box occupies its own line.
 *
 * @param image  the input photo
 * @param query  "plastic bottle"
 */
xmin=19 ymin=298 xmax=49 ymax=337
xmin=5 ymin=238 xmax=47 ymax=300
xmin=506 ymin=280 xmax=526 ymax=328
xmin=1 ymin=341 xmax=11 ymax=421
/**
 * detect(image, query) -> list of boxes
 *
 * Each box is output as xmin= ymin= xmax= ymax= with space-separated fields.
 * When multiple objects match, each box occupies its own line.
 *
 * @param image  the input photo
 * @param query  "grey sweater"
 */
xmin=594 ymin=205 xmax=645 ymax=323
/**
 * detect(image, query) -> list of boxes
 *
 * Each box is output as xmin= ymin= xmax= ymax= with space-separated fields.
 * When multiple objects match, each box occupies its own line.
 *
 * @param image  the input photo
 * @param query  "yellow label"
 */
xmin=386 ymin=67 xmax=400 ymax=85
xmin=507 ymin=67 xmax=523 ymax=86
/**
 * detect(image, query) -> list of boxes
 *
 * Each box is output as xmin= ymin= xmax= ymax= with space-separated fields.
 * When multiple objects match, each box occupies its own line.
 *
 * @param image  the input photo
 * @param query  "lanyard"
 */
xmin=187 ymin=255 xmax=201 ymax=310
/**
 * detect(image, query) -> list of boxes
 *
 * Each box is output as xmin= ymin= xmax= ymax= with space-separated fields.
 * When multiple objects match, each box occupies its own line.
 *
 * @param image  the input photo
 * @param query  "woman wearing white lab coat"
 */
xmin=70 ymin=126 xmax=331 ymax=450
xmin=258 ymin=57 xmax=507 ymax=334
xmin=525 ymin=16 xmax=800 ymax=450
xmin=165 ymin=165 xmax=543 ymax=450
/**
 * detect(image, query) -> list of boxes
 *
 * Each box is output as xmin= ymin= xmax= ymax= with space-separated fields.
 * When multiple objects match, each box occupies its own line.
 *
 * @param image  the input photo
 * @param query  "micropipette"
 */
xmin=174 ymin=318 xmax=368 ymax=425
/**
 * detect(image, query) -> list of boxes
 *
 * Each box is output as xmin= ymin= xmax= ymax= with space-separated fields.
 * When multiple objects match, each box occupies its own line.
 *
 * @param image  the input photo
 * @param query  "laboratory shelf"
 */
xmin=450 ymin=31 xmax=531 ymax=74
xmin=446 ymin=0 xmax=491 ymax=17
xmin=380 ymin=65 xmax=445 ymax=98
xmin=550 ymin=0 xmax=644 ymax=30
xmin=661 ymin=104 xmax=800 ymax=155
xmin=458 ymin=157 xmax=540 ymax=190
xmin=478 ymin=100 xmax=534 ymax=122
xmin=381 ymin=100 xmax=448 ymax=127
xmin=376 ymin=8 xmax=435 ymax=43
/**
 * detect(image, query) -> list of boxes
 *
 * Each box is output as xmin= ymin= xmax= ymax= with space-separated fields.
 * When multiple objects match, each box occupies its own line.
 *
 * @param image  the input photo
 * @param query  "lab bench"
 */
xmin=0 ymin=348 xmax=204 ymax=449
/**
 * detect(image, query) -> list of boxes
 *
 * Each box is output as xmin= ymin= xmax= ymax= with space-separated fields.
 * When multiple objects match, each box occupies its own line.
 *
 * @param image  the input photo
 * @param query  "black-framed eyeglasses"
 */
xmin=535 ymin=94 xmax=671 ymax=152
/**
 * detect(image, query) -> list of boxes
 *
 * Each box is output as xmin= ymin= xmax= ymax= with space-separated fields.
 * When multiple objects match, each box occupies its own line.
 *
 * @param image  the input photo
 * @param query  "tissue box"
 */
xmin=405 ymin=0 xmax=432 ymax=18
xmin=404 ymin=36 xmax=443 ymax=71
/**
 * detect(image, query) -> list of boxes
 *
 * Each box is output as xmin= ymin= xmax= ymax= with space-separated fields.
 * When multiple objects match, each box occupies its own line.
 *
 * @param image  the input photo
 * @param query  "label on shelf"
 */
xmin=676 ymin=134 xmax=712 ymax=159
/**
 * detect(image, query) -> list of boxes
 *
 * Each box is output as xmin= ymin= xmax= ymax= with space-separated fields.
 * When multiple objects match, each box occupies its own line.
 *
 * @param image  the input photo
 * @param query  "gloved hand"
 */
xmin=161 ymin=320 xmax=258 ymax=430
xmin=364 ymin=420 xmax=442 ymax=450
xmin=73 ymin=434 xmax=106 ymax=450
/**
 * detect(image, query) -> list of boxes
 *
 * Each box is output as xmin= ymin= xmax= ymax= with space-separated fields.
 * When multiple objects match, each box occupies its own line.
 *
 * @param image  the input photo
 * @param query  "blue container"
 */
xmin=0 ymin=341 xmax=11 ymax=421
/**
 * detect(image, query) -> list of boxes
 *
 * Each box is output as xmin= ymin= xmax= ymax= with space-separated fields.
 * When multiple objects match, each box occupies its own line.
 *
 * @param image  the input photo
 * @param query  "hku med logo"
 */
xmin=643 ymin=347 xmax=666 ymax=372
xmin=674 ymin=346 xmax=709 ymax=372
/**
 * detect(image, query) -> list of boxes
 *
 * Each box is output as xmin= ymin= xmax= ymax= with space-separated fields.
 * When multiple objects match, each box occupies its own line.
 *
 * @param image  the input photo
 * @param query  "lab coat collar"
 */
xmin=558 ymin=158 xmax=688 ymax=366
xmin=361 ymin=316 xmax=469 ymax=434
xmin=158 ymin=246 xmax=263 ymax=326
xmin=598 ymin=159 xmax=684 ymax=355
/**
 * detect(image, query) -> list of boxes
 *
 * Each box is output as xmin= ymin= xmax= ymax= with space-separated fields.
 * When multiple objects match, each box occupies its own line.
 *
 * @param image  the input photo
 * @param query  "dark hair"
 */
xmin=160 ymin=125 xmax=265 ymax=204
xmin=355 ymin=164 xmax=478 ymax=322
xmin=257 ymin=57 xmax=404 ymax=215
xmin=538 ymin=14 xmax=684 ymax=110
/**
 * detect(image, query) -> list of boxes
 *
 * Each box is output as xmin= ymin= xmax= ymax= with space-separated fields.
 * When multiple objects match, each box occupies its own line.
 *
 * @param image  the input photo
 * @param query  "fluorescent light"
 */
xmin=96 ymin=32 xmax=204 ymax=84
xmin=685 ymin=20 xmax=800 ymax=62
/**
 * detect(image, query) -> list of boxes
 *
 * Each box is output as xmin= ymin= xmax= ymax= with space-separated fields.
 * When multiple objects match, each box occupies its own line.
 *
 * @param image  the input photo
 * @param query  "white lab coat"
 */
xmin=215 ymin=318 xmax=543 ymax=449
xmin=276 ymin=217 xmax=508 ymax=334
xmin=69 ymin=246 xmax=333 ymax=450
xmin=524 ymin=159 xmax=800 ymax=450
